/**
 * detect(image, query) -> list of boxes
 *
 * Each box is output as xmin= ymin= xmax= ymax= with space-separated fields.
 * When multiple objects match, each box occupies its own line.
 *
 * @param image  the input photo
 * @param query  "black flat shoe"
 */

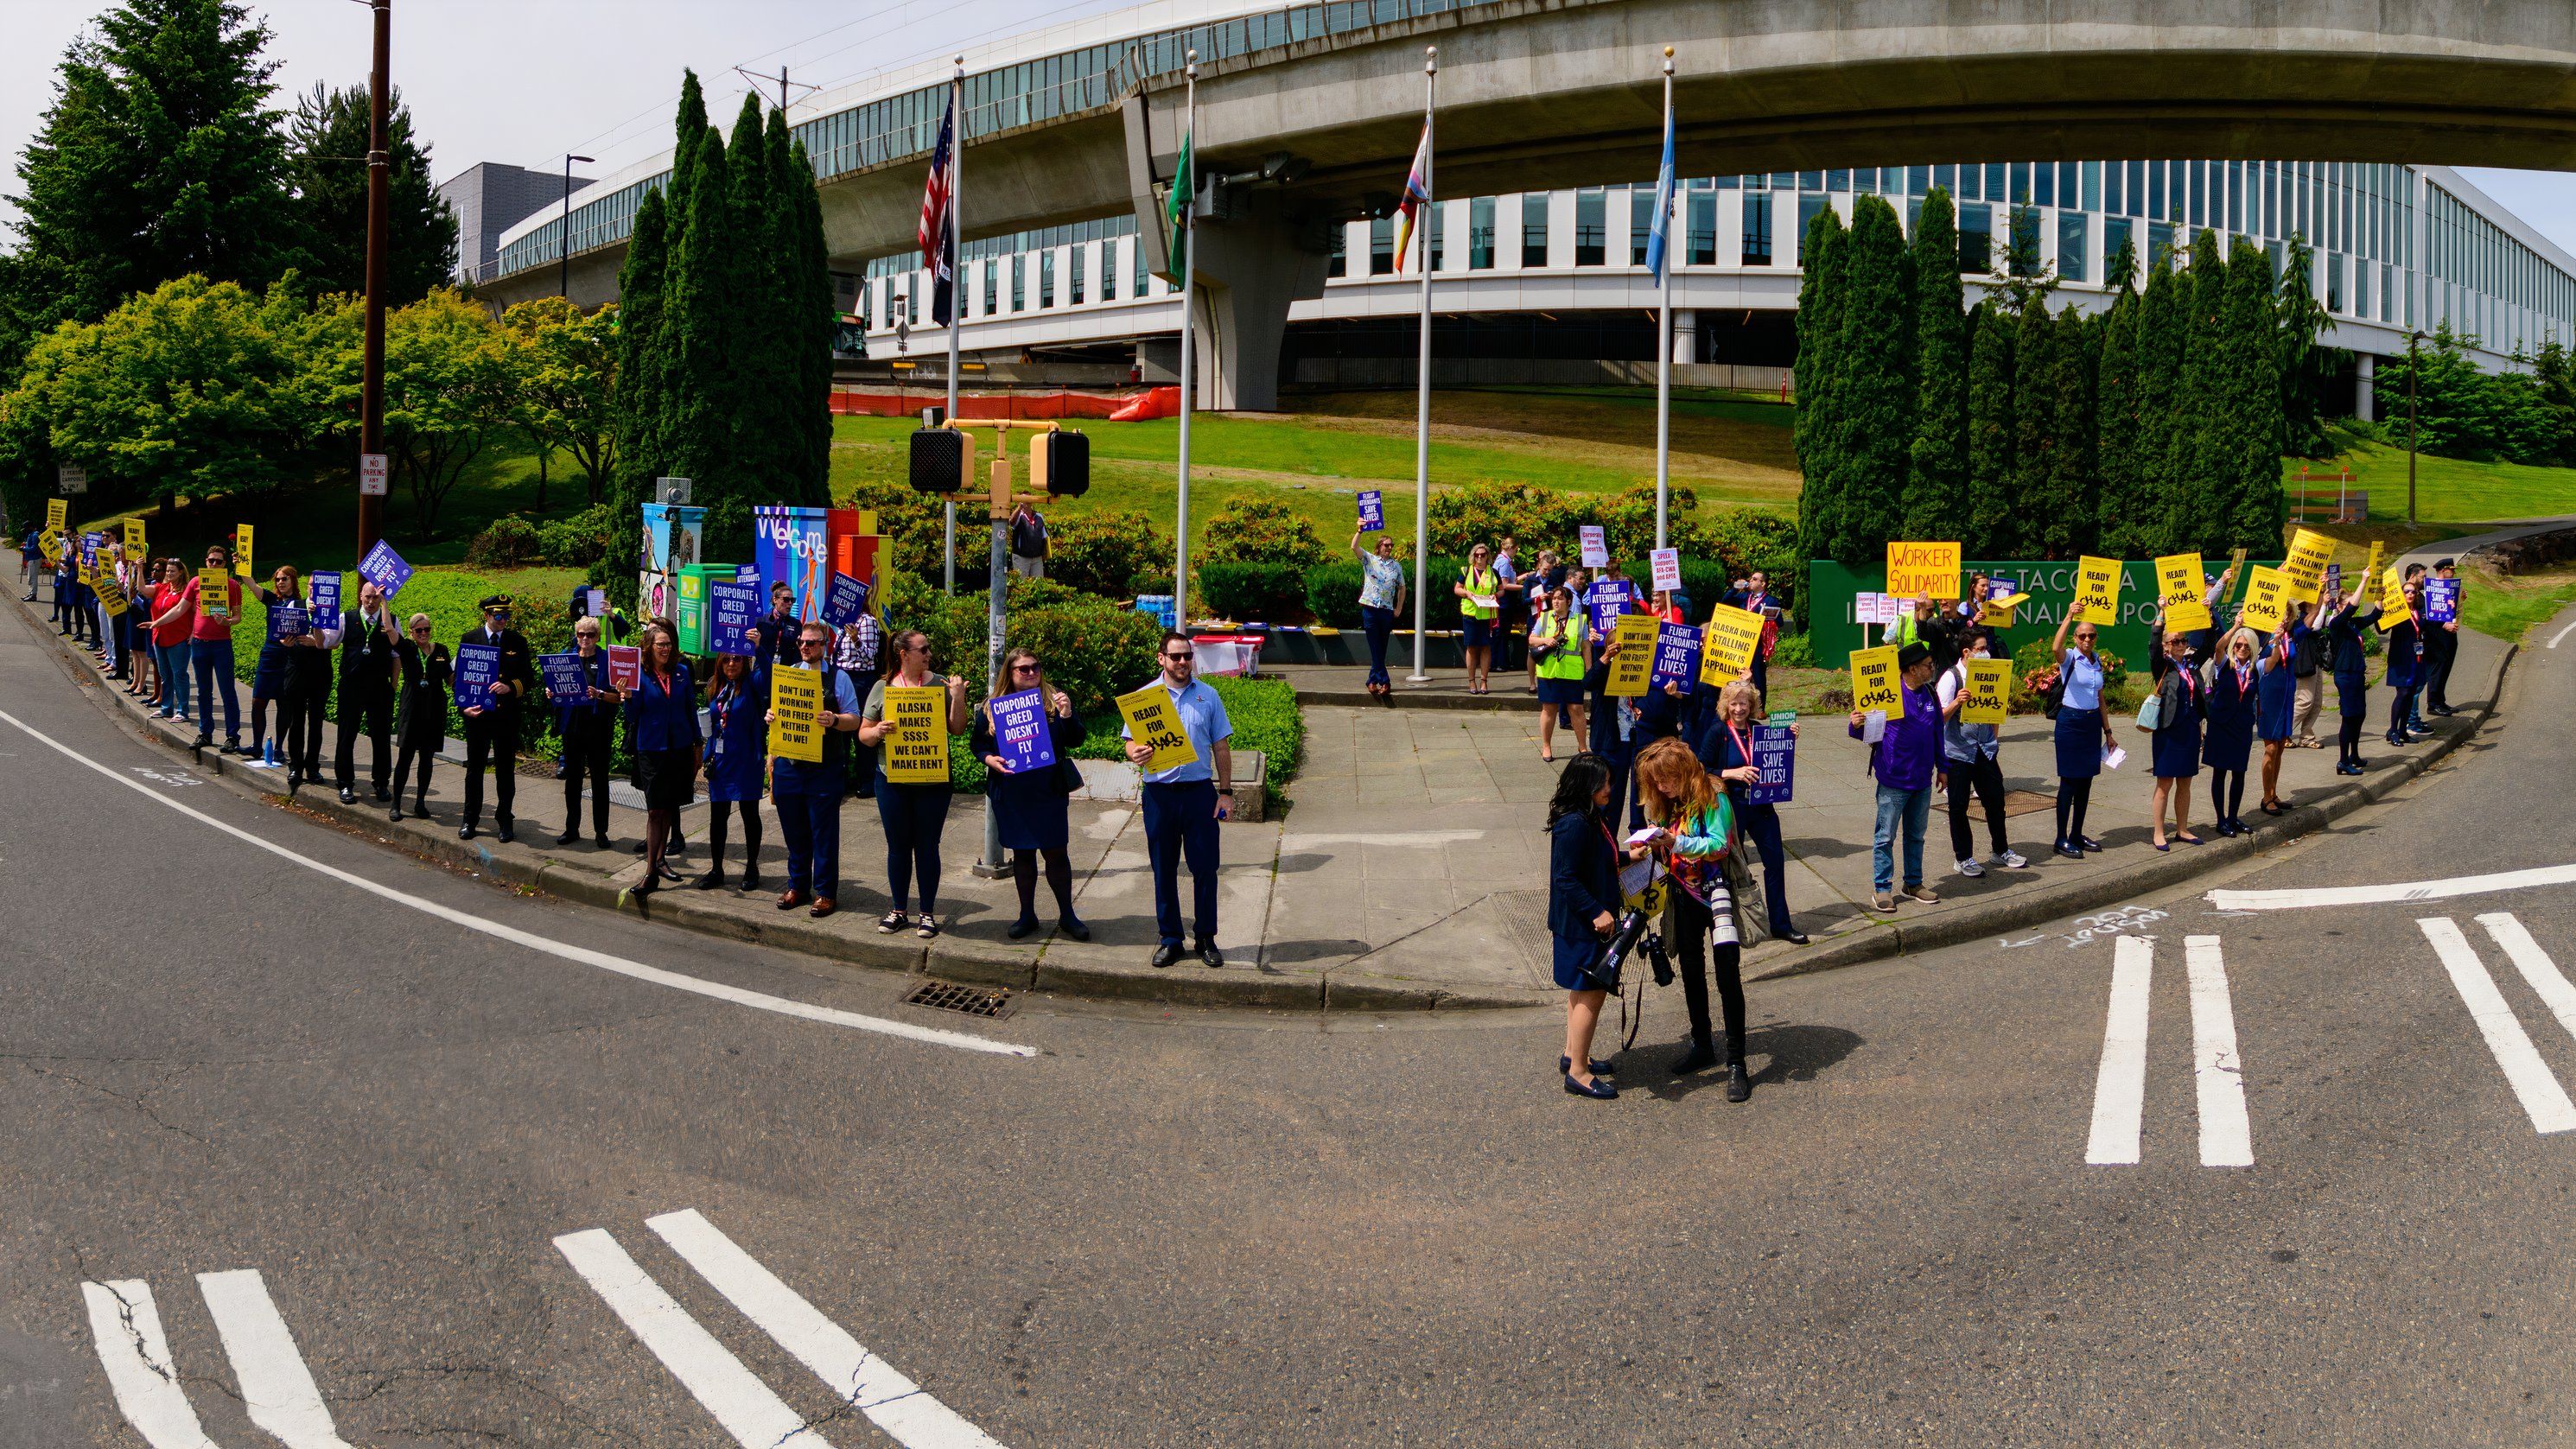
xmin=1560 ymin=1054 xmax=1620 ymax=1077
xmin=741 ymin=869 xmax=763 ymax=892
xmin=1562 ymin=1072 xmax=1619 ymax=1101
xmin=339 ymin=787 xmax=355 ymax=804
xmin=1007 ymin=915 xmax=1040 ymax=939
xmin=1059 ymin=916 xmax=1091 ymax=941
xmin=2056 ymin=842 xmax=2086 ymax=860
xmin=389 ymin=803 xmax=404 ymax=822
xmin=1669 ymin=1041 xmax=1719 ymax=1075
xmin=1199 ymin=942 xmax=1225 ymax=969
xmin=1726 ymin=1061 xmax=1752 ymax=1103
xmin=556 ymin=829 xmax=580 ymax=847
xmin=459 ymin=823 xmax=477 ymax=841
xmin=594 ymin=833 xmax=613 ymax=849
xmin=690 ymin=869 xmax=725 ymax=890
xmin=2080 ymin=835 xmax=2104 ymax=852
xmin=1150 ymin=944 xmax=1180 ymax=969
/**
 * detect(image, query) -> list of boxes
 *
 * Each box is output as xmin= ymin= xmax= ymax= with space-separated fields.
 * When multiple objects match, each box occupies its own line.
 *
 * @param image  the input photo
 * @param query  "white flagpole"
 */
xmin=1409 ymin=45 xmax=1436 ymax=683
xmin=1173 ymin=51 xmax=1199 ymax=631
xmin=943 ymin=63 xmax=964 ymax=594
xmin=1654 ymin=46 xmax=1673 ymax=550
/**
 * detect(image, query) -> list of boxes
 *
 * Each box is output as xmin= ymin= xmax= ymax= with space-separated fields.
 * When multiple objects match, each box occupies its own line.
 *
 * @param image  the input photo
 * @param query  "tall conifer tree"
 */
xmin=1965 ymin=302 xmax=2015 ymax=554
xmin=1830 ymin=196 xmax=1912 ymax=563
xmin=1902 ymin=188 xmax=1969 ymax=541
xmin=2094 ymin=242 xmax=2146 ymax=557
xmin=2218 ymin=236 xmax=2287 ymax=550
xmin=2005 ymin=300 xmax=2056 ymax=558
xmin=2133 ymin=257 xmax=2185 ymax=556
xmin=1792 ymin=207 xmax=1849 ymax=585
xmin=2041 ymin=306 xmax=2100 ymax=559
xmin=2161 ymin=230 xmax=2227 ymax=552
xmin=779 ymin=124 xmax=836 ymax=504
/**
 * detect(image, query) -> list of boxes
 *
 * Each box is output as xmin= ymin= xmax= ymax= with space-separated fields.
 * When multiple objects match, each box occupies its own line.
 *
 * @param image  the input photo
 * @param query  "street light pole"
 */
xmin=559 ymin=153 xmax=595 ymax=300
xmin=357 ymin=0 xmax=389 ymax=562
xmin=2407 ymin=329 xmax=2420 ymax=527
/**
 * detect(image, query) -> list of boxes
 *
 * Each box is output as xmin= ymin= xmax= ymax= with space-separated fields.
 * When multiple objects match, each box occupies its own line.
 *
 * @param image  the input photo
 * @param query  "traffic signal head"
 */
xmin=908 ymin=427 xmax=974 ymax=493
xmin=1029 ymin=429 xmax=1089 ymax=498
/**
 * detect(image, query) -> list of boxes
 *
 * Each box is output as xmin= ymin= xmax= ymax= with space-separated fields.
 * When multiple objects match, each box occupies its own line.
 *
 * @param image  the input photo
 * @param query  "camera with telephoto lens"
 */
xmin=1599 ymin=907 xmax=1673 ymax=990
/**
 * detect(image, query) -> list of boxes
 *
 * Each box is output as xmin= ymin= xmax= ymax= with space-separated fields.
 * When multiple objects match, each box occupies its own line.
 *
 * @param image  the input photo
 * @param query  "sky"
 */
xmin=5 ymin=0 xmax=2576 ymax=262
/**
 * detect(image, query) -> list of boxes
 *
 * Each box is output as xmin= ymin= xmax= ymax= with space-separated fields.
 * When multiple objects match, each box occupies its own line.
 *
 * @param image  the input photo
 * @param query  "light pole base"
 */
xmin=1404 ymin=672 xmax=1433 ymax=683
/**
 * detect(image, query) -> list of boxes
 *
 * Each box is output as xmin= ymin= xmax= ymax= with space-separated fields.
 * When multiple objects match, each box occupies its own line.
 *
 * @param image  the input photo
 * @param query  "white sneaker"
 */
xmin=1996 ymin=848 xmax=2028 ymax=869
xmin=1956 ymin=856 xmax=1985 ymax=878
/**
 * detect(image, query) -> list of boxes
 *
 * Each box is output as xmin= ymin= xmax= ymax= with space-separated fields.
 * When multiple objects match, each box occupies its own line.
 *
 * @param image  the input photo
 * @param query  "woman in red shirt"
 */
xmin=182 ymin=543 xmax=245 ymax=752
xmin=147 ymin=558 xmax=194 ymax=721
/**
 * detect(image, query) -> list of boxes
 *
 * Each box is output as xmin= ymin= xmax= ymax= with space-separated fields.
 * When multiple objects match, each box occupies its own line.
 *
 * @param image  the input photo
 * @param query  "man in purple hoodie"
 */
xmin=1850 ymin=641 xmax=1943 ymax=912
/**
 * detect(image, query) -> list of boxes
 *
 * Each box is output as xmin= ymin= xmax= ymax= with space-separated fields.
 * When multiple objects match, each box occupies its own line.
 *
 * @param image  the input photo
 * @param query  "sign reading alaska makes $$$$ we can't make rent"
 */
xmin=881 ymin=684 xmax=951 ymax=782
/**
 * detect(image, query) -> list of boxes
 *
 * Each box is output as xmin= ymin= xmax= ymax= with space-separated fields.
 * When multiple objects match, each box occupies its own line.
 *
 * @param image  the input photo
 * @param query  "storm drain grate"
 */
xmin=903 ymin=980 xmax=1016 ymax=1019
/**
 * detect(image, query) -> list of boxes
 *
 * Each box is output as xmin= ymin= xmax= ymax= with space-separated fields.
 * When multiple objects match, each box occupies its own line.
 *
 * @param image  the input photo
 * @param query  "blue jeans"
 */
xmin=156 ymin=639 xmax=193 ymax=716
xmin=1359 ymin=604 xmax=1395 ymax=690
xmin=1871 ymin=782 xmax=1932 ymax=894
xmin=1142 ymin=779 xmax=1221 ymax=947
xmin=874 ymin=781 xmax=951 ymax=912
xmin=776 ymin=787 xmax=845 ymax=899
xmin=192 ymin=639 xmax=240 ymax=740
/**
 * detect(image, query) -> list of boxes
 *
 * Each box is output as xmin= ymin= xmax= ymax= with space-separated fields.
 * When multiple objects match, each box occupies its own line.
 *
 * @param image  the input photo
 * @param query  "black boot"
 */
xmin=1671 ymin=1036 xmax=1720 ymax=1075
xmin=1725 ymin=1041 xmax=1752 ymax=1103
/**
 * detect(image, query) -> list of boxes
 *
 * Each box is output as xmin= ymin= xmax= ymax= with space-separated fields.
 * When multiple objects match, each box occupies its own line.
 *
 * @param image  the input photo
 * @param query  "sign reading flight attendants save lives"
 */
xmin=1587 ymin=577 xmax=1638 ymax=639
xmin=1748 ymin=710 xmax=1797 ymax=806
xmin=2425 ymin=578 xmax=2459 ymax=624
xmin=1649 ymin=622 xmax=1701 ymax=691
xmin=540 ymin=652 xmax=590 ymax=705
xmin=1116 ymin=684 xmax=1199 ymax=774
xmin=767 ymin=665 xmax=825 ymax=763
xmin=880 ymin=685 xmax=951 ymax=783
xmin=1885 ymin=541 xmax=1962 ymax=600
xmin=1356 ymin=490 xmax=1383 ymax=532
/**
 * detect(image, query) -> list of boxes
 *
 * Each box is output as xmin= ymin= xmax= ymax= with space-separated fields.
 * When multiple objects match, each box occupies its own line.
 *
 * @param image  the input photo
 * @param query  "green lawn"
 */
xmin=2458 ymin=561 xmax=2576 ymax=643
xmin=2286 ymin=434 xmax=2576 ymax=525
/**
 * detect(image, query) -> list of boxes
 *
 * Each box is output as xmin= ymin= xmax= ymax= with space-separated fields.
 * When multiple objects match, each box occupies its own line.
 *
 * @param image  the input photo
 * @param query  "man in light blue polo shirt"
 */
xmin=1123 ymin=630 xmax=1235 ymax=969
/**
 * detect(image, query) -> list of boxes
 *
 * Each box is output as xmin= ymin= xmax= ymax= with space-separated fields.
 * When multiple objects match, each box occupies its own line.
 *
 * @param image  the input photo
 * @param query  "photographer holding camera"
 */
xmin=1635 ymin=737 xmax=1752 ymax=1102
xmin=1547 ymin=753 xmax=1651 ymax=1101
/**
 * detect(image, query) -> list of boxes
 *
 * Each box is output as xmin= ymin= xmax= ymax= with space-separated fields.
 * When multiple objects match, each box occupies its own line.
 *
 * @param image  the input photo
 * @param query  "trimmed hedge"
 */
xmin=1198 ymin=560 xmax=1310 ymax=625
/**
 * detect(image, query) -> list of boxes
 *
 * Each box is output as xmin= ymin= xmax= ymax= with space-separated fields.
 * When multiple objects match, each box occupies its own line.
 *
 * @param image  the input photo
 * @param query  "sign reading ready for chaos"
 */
xmin=1803 ymin=557 xmax=2282 ymax=670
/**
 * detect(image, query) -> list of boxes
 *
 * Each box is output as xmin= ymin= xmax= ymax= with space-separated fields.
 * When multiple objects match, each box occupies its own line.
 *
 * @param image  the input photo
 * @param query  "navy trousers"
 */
xmin=776 ymin=787 xmax=845 ymax=898
xmin=1142 ymin=779 xmax=1221 ymax=947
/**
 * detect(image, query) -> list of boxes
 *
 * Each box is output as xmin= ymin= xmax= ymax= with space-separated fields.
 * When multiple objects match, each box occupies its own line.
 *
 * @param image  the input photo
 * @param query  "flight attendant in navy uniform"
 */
xmin=695 ymin=651 xmax=769 ymax=890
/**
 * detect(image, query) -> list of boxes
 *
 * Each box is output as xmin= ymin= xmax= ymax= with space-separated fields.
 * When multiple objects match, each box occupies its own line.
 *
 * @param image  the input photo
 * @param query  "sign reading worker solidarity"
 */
xmin=707 ymin=579 xmax=761 ymax=657
xmin=1116 ymin=683 xmax=1199 ymax=774
xmin=540 ymin=651 xmax=591 ymax=704
xmin=1886 ymin=541 xmax=1962 ymax=600
xmin=1649 ymin=622 xmax=1701 ymax=691
xmin=2156 ymin=552 xmax=2211 ymax=633
xmin=988 ymin=688 xmax=1057 ymax=773
xmin=2424 ymin=577 xmax=2460 ymax=624
xmin=767 ymin=665 xmax=825 ymax=763
xmin=306 ymin=569 xmax=342 ymax=623
xmin=1748 ymin=714 xmax=1797 ymax=806
xmin=1699 ymin=603 xmax=1766 ymax=687
xmin=2239 ymin=566 xmax=2294 ymax=633
xmin=822 ymin=571 xmax=871 ymax=627
xmin=880 ymin=684 xmax=951 ymax=782
xmin=358 ymin=539 xmax=413 ymax=601
xmin=1849 ymin=645 xmax=1902 ymax=716
xmin=1604 ymin=613 xmax=1660 ymax=696
xmin=1961 ymin=658 xmax=2012 ymax=725
xmin=453 ymin=642 xmax=503 ymax=709
xmin=1356 ymin=490 xmax=1384 ymax=532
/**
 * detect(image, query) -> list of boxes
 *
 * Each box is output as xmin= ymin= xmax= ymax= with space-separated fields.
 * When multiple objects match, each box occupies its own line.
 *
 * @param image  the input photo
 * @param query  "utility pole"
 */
xmin=357 ymin=0 xmax=390 ymax=562
xmin=2407 ymin=330 xmax=2420 ymax=526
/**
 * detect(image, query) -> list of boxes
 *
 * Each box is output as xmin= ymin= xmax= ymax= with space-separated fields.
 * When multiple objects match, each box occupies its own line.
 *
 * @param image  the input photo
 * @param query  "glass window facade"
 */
xmin=1741 ymin=194 xmax=1771 ymax=266
xmin=1522 ymin=194 xmax=1549 ymax=268
xmin=1575 ymin=188 xmax=1606 ymax=266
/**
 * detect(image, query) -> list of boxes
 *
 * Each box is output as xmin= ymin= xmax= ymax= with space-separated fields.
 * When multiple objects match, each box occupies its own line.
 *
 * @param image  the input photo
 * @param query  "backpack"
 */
xmin=2043 ymin=651 xmax=2069 ymax=720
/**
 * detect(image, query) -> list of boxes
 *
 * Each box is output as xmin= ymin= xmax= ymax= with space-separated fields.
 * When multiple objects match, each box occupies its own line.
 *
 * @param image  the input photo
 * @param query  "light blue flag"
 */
xmin=1644 ymin=99 xmax=1676 ymax=286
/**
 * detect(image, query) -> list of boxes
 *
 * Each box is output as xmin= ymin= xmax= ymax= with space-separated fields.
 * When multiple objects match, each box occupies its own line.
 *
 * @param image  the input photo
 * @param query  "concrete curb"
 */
xmin=13 ymin=589 xmax=2509 ymax=1014
xmin=1289 ymin=683 xmax=1526 ymax=714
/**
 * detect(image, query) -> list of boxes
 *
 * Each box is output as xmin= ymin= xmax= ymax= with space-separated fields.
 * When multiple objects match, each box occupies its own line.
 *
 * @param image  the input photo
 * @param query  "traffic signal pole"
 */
xmin=357 ymin=0 xmax=390 ymax=562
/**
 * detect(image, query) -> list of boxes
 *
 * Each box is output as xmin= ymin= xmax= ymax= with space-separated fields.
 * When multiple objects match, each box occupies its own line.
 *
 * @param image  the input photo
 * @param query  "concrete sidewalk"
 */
xmin=16 ymin=582 xmax=2509 ymax=1013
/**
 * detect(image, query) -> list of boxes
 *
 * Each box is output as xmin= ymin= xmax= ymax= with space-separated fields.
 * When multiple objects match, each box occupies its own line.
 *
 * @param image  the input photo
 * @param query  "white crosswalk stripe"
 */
xmin=2420 ymin=916 xmax=2576 ymax=1134
xmin=2082 ymin=935 xmax=2253 ymax=1166
xmin=2477 ymin=912 xmax=2576 ymax=1048
xmin=83 ymin=1269 xmax=360 ymax=1449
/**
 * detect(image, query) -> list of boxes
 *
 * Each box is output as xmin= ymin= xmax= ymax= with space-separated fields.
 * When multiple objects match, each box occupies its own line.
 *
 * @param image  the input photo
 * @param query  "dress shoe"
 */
xmin=811 ymin=898 xmax=837 ymax=919
xmin=339 ymin=786 xmax=356 ymax=804
xmin=1150 ymin=943 xmax=1181 ymax=969
xmin=1058 ymin=915 xmax=1090 ymax=942
xmin=776 ymin=888 xmax=809 ymax=911
xmin=740 ymin=868 xmax=763 ymax=891
xmin=1199 ymin=941 xmax=1224 ymax=969
xmin=1562 ymin=1072 xmax=1619 ymax=1100
xmin=556 ymin=829 xmax=580 ymax=847
xmin=593 ymin=833 xmax=611 ymax=849
xmin=690 ymin=869 xmax=724 ymax=890
xmin=1559 ymin=1054 xmax=1619 ymax=1077
xmin=1008 ymin=915 xmax=1040 ymax=939
xmin=389 ymin=802 xmax=404 ymax=822
xmin=374 ymin=786 xmax=392 ymax=803
xmin=495 ymin=821 xmax=516 ymax=844
xmin=1669 ymin=1040 xmax=1719 ymax=1075
xmin=1726 ymin=1060 xmax=1752 ymax=1103
xmin=459 ymin=823 xmax=477 ymax=841
xmin=1779 ymin=930 xmax=1810 ymax=945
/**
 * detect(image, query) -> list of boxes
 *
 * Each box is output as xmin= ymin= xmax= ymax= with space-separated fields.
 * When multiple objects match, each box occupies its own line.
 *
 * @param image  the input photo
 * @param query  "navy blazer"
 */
xmin=1547 ymin=810 xmax=1624 ymax=941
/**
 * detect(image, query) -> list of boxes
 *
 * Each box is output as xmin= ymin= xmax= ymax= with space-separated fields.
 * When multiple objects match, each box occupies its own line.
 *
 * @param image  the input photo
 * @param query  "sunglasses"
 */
xmin=1011 ymin=663 xmax=1040 ymax=674
xmin=1162 ymin=651 xmax=1192 ymax=662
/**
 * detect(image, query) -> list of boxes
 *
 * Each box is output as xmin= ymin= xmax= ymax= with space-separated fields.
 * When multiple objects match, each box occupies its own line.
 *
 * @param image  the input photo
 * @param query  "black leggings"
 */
xmin=2208 ymin=769 xmax=2246 ymax=823
xmin=704 ymin=799 xmax=762 ymax=876
xmin=394 ymin=736 xmax=436 ymax=804
xmin=2387 ymin=687 xmax=2418 ymax=739
xmin=1012 ymin=847 xmax=1077 ymax=921
xmin=1669 ymin=890 xmax=1746 ymax=1058
xmin=2055 ymin=776 xmax=2096 ymax=846
xmin=1945 ymin=753 xmax=2009 ymax=861
xmin=2339 ymin=710 xmax=2367 ymax=766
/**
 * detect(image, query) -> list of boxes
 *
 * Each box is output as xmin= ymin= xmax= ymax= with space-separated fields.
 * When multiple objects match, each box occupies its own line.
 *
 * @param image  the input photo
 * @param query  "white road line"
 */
xmin=554 ymin=1229 xmax=837 ymax=1449
xmin=2477 ymin=912 xmax=2576 ymax=1048
xmin=2208 ymin=862 xmax=2576 ymax=913
xmin=2083 ymin=936 xmax=2153 ymax=1166
xmin=2419 ymin=917 xmax=2576 ymax=1134
xmin=2547 ymin=617 xmax=2576 ymax=649
xmin=196 ymin=1268 xmax=355 ymax=1449
xmin=80 ymin=1280 xmax=218 ymax=1449
xmin=651 ymin=1210 xmax=1007 ymax=1449
xmin=0 ymin=706 xmax=1034 ymax=1058
xmin=2184 ymin=937 xmax=2255 ymax=1167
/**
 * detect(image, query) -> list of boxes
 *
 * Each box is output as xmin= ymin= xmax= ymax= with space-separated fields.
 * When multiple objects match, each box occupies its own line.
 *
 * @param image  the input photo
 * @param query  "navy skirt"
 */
xmin=251 ymin=643 xmax=290 ymax=697
xmin=2053 ymin=706 xmax=2104 ymax=779
xmin=1536 ymin=676 xmax=1586 ymax=705
xmin=2337 ymin=671 xmax=2369 ymax=717
xmin=2255 ymin=670 xmax=2296 ymax=741
xmin=987 ymin=766 xmax=1072 ymax=851
xmin=1553 ymin=929 xmax=1613 ymax=992
xmin=1461 ymin=616 xmax=1494 ymax=648
xmin=2152 ymin=718 xmax=2203 ymax=779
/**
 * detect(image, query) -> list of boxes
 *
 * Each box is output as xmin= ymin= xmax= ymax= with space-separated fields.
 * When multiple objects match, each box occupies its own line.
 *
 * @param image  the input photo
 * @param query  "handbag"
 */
xmin=2134 ymin=693 xmax=2163 ymax=732
xmin=1720 ymin=824 xmax=1767 ymax=947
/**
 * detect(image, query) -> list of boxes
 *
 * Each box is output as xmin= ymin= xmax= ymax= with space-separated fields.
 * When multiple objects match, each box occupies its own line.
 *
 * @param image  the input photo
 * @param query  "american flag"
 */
xmin=918 ymin=79 xmax=960 ymax=326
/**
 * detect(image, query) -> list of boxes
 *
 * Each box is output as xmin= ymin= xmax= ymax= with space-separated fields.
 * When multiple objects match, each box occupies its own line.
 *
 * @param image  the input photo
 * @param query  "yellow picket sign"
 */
xmin=1115 ymin=683 xmax=1199 ymax=774
xmin=1697 ymin=603 xmax=1766 ymax=687
xmin=2377 ymin=563 xmax=2412 ymax=633
xmin=39 ymin=530 xmax=62 ymax=565
xmin=123 ymin=517 xmax=146 ymax=555
xmin=2238 ymin=566 xmax=2293 ymax=633
xmin=2226 ymin=546 xmax=2250 ymax=601
xmin=1885 ymin=541 xmax=1962 ymax=600
xmin=766 ymin=665 xmax=825 ymax=764
xmin=2156 ymin=552 xmax=2211 ymax=633
xmin=234 ymin=524 xmax=254 ymax=579
xmin=46 ymin=499 xmax=67 ymax=532
xmin=2282 ymin=528 xmax=2333 ymax=600
xmin=94 ymin=571 xmax=128 ymax=617
xmin=1850 ymin=645 xmax=1903 ymax=717
xmin=1978 ymin=591 xmax=2026 ymax=627
xmin=2359 ymin=541 xmax=2384 ymax=601
xmin=881 ymin=684 xmax=952 ymax=781
xmin=1961 ymin=658 xmax=2011 ymax=725
xmin=2072 ymin=556 xmax=2122 ymax=626
xmin=1603 ymin=613 xmax=1661 ymax=696
xmin=195 ymin=567 xmax=232 ymax=620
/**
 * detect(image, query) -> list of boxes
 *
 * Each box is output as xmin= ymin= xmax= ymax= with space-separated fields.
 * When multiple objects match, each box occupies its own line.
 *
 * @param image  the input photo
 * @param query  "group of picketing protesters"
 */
xmin=17 ymin=525 xmax=1242 ymax=971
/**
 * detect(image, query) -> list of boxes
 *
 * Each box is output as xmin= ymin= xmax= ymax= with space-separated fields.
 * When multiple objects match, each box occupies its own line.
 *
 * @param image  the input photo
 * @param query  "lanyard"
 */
xmin=1726 ymin=719 xmax=1751 ymax=766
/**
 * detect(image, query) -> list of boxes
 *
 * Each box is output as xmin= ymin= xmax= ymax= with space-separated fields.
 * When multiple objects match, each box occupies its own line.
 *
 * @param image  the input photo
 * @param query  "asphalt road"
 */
xmin=10 ymin=586 xmax=2576 ymax=1448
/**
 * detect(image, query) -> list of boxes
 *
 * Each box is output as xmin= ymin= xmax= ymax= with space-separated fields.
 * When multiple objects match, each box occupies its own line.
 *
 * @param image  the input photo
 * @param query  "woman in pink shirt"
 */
xmin=182 ymin=543 xmax=245 ymax=752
